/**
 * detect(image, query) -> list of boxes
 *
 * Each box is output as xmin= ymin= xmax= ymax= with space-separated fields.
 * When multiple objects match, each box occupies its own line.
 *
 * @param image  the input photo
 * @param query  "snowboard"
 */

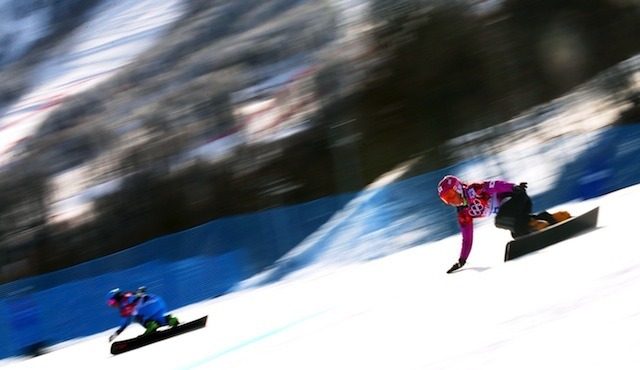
xmin=504 ymin=207 xmax=599 ymax=262
xmin=110 ymin=315 xmax=208 ymax=355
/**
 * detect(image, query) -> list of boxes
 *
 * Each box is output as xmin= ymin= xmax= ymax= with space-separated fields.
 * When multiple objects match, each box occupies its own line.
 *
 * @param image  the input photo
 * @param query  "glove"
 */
xmin=512 ymin=182 xmax=528 ymax=194
xmin=109 ymin=332 xmax=119 ymax=342
xmin=136 ymin=286 xmax=147 ymax=297
xmin=446 ymin=258 xmax=466 ymax=274
xmin=109 ymin=328 xmax=123 ymax=342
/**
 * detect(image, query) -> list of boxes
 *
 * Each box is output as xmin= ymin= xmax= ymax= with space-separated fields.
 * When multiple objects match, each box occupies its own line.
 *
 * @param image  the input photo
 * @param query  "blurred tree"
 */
xmin=0 ymin=158 xmax=48 ymax=281
xmin=5 ymin=0 xmax=640 ymax=282
xmin=500 ymin=0 xmax=640 ymax=99
xmin=358 ymin=0 xmax=640 ymax=175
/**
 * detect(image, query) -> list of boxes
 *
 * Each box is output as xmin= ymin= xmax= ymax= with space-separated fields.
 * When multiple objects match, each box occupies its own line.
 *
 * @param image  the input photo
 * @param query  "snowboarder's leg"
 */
xmin=141 ymin=314 xmax=178 ymax=334
xmin=142 ymin=307 xmax=178 ymax=328
xmin=529 ymin=210 xmax=571 ymax=230
xmin=551 ymin=210 xmax=571 ymax=223
xmin=532 ymin=211 xmax=557 ymax=224
xmin=137 ymin=296 xmax=171 ymax=326
xmin=165 ymin=315 xmax=179 ymax=327
xmin=143 ymin=320 xmax=159 ymax=334
xmin=495 ymin=192 xmax=532 ymax=237
xmin=528 ymin=219 xmax=550 ymax=232
xmin=143 ymin=309 xmax=170 ymax=326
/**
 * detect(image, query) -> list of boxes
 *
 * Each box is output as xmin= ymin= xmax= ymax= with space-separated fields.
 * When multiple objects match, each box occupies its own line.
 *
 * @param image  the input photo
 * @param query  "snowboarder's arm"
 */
xmin=458 ymin=212 xmax=473 ymax=261
xmin=460 ymin=222 xmax=473 ymax=261
xmin=109 ymin=316 xmax=133 ymax=342
xmin=483 ymin=180 xmax=517 ymax=195
xmin=109 ymin=327 xmax=124 ymax=342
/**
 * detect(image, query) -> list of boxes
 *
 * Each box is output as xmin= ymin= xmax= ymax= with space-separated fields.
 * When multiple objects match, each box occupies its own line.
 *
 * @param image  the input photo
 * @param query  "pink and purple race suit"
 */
xmin=455 ymin=180 xmax=516 ymax=260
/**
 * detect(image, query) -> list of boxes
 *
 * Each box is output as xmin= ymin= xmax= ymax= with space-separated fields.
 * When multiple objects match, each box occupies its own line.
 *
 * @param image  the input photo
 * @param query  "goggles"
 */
xmin=108 ymin=298 xmax=119 ymax=307
xmin=439 ymin=187 xmax=465 ymax=206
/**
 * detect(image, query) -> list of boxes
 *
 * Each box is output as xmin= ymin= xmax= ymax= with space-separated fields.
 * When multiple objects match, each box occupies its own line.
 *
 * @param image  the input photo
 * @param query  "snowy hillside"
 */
xmin=1 ymin=185 xmax=639 ymax=369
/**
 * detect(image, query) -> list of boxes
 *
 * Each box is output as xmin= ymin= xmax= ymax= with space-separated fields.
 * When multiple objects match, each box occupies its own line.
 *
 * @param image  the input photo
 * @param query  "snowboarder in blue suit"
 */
xmin=106 ymin=286 xmax=179 ymax=342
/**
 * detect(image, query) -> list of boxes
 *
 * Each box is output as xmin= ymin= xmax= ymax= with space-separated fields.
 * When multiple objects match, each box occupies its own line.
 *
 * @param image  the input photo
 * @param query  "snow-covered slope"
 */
xmin=2 ymin=185 xmax=638 ymax=369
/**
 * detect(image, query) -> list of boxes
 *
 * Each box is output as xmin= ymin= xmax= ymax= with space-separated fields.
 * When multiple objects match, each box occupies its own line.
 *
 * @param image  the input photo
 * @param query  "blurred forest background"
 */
xmin=2 ymin=0 xmax=640 ymax=283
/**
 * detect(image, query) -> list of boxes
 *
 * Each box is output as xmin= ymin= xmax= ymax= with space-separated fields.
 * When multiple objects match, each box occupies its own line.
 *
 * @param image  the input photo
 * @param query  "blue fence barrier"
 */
xmin=1 ymin=123 xmax=639 ymax=359
xmin=0 ymin=194 xmax=347 ymax=359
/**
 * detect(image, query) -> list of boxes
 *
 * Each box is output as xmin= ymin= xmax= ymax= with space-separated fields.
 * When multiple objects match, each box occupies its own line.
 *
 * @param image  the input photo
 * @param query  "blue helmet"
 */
xmin=106 ymin=288 xmax=122 ymax=306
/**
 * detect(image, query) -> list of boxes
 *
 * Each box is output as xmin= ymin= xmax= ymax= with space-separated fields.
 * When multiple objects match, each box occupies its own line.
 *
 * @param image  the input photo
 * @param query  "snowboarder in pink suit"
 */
xmin=437 ymin=175 xmax=558 ymax=273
